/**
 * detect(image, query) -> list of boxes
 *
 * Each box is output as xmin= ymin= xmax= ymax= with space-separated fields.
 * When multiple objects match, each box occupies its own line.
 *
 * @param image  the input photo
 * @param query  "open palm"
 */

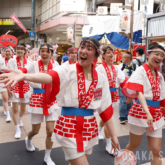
xmin=0 ymin=68 xmax=24 ymax=87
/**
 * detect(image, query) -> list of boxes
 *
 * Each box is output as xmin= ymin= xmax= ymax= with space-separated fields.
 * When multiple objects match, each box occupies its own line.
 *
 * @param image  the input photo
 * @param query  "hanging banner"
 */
xmin=0 ymin=35 xmax=18 ymax=48
xmin=10 ymin=14 xmax=27 ymax=33
xmin=0 ymin=19 xmax=15 ymax=25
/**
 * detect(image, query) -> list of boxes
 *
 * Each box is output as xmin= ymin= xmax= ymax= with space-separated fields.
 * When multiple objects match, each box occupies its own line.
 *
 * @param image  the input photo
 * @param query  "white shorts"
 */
xmin=62 ymin=146 xmax=93 ymax=161
xmin=30 ymin=111 xmax=57 ymax=124
xmin=129 ymin=124 xmax=162 ymax=138
xmin=9 ymin=94 xmax=29 ymax=103
xmin=0 ymin=86 xmax=7 ymax=92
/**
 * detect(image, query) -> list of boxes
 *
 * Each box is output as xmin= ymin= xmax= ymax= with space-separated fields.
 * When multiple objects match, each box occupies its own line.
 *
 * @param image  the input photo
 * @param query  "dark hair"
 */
xmin=102 ymin=46 xmax=113 ymax=54
xmin=65 ymin=51 xmax=67 ymax=54
xmin=4 ymin=46 xmax=14 ymax=53
xmin=16 ymin=43 xmax=26 ymax=48
xmin=148 ymin=42 xmax=165 ymax=53
xmin=125 ymin=51 xmax=132 ymax=60
xmin=80 ymin=38 xmax=100 ymax=58
xmin=39 ymin=43 xmax=53 ymax=54
xmin=136 ymin=47 xmax=144 ymax=55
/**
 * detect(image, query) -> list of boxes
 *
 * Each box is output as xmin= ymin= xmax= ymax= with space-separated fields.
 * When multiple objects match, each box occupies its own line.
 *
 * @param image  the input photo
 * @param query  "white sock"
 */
xmin=106 ymin=138 xmax=112 ymax=145
xmin=98 ymin=126 xmax=103 ymax=133
xmin=6 ymin=111 xmax=10 ymax=116
xmin=15 ymin=125 xmax=20 ymax=131
xmin=45 ymin=149 xmax=51 ymax=158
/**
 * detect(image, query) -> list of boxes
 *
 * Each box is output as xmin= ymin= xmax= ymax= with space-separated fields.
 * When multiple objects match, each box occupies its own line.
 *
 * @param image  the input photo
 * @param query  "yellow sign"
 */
xmin=0 ymin=19 xmax=15 ymax=25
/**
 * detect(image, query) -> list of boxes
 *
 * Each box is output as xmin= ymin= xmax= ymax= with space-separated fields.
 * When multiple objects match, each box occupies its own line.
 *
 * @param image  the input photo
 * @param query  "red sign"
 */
xmin=10 ymin=14 xmax=27 ymax=33
xmin=0 ymin=35 xmax=18 ymax=48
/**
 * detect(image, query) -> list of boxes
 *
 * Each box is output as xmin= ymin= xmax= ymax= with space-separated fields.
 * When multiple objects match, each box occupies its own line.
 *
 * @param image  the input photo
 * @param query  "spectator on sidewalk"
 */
xmin=61 ymin=51 xmax=68 ymax=64
xmin=132 ymin=47 xmax=145 ymax=66
xmin=118 ymin=52 xmax=138 ymax=124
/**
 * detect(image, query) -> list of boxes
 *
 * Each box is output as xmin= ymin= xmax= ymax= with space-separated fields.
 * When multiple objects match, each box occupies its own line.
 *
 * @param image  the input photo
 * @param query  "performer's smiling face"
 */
xmin=40 ymin=46 xmax=51 ymax=64
xmin=5 ymin=48 xmax=12 ymax=59
xmin=103 ymin=49 xmax=114 ymax=63
xmin=16 ymin=46 xmax=25 ymax=57
xmin=78 ymin=42 xmax=96 ymax=67
xmin=147 ymin=49 xmax=164 ymax=68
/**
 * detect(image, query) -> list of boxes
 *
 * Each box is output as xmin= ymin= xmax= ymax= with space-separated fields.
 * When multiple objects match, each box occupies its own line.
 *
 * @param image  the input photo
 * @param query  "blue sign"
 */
xmin=29 ymin=31 xmax=36 ymax=38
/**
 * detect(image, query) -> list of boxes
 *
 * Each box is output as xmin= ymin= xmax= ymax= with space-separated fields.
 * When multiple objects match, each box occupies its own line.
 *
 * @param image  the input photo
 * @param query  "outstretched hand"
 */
xmin=0 ymin=68 xmax=24 ymax=87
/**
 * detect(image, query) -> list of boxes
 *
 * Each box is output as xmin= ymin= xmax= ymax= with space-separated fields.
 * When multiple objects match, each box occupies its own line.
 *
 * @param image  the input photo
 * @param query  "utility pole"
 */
xmin=119 ymin=1 xmax=134 ymax=52
xmin=31 ymin=0 xmax=35 ymax=48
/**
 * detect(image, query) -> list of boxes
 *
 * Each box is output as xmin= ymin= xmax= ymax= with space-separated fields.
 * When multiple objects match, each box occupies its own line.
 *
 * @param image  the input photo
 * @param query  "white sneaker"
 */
xmin=6 ymin=112 xmax=11 ymax=122
xmin=4 ymin=111 xmax=6 ymax=116
xmin=14 ymin=126 xmax=21 ymax=139
xmin=44 ymin=156 xmax=55 ymax=165
xmin=105 ymin=139 xmax=114 ymax=155
xmin=25 ymin=137 xmax=35 ymax=152
xmin=19 ymin=117 xmax=23 ymax=127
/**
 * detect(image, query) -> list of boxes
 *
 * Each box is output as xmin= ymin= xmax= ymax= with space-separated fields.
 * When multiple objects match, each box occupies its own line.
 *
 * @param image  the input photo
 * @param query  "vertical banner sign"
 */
xmin=10 ymin=14 xmax=27 ymax=33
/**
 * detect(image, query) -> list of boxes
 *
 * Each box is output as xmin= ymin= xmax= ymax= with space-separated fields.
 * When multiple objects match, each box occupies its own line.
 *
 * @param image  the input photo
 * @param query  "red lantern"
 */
xmin=0 ymin=34 xmax=18 ymax=48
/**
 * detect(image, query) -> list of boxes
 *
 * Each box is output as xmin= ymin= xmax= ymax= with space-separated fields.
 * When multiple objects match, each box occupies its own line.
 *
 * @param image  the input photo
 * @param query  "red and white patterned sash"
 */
xmin=143 ymin=63 xmax=160 ymax=101
xmin=5 ymin=57 xmax=8 ymax=67
xmin=76 ymin=62 xmax=98 ymax=109
xmin=38 ymin=59 xmax=53 ymax=116
xmin=69 ymin=59 xmax=76 ymax=65
xmin=16 ymin=56 xmax=28 ymax=98
xmin=102 ymin=61 xmax=118 ymax=103
xmin=51 ymin=59 xmax=55 ymax=64
xmin=76 ymin=62 xmax=98 ymax=152
xmin=102 ymin=61 xmax=116 ymax=88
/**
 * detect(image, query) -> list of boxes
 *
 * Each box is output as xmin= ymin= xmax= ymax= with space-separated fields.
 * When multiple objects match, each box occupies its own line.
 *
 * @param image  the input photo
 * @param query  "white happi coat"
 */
xmin=0 ymin=57 xmax=8 ymax=92
xmin=23 ymin=60 xmax=59 ymax=115
xmin=122 ymin=64 xmax=165 ymax=130
xmin=47 ymin=63 xmax=113 ymax=151
xmin=96 ymin=63 xmax=127 ymax=107
xmin=7 ymin=57 xmax=30 ymax=99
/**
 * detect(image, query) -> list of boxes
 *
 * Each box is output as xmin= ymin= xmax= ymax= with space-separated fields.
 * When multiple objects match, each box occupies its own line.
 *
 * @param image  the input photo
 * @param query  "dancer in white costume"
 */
xmin=122 ymin=42 xmax=165 ymax=165
xmin=96 ymin=46 xmax=128 ymax=155
xmin=0 ymin=46 xmax=13 ymax=122
xmin=7 ymin=43 xmax=30 ymax=139
xmin=63 ymin=47 xmax=78 ymax=65
xmin=0 ymin=38 xmax=120 ymax=165
xmin=22 ymin=43 xmax=59 ymax=165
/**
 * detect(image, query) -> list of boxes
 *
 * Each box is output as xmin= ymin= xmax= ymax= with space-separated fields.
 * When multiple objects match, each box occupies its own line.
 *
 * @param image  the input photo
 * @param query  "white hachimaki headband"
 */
xmin=147 ymin=49 xmax=165 ymax=56
xmin=80 ymin=39 xmax=103 ymax=56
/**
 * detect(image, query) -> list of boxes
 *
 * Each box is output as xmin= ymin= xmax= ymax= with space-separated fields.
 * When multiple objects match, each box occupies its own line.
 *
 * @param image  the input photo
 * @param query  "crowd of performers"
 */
xmin=0 ymin=38 xmax=165 ymax=165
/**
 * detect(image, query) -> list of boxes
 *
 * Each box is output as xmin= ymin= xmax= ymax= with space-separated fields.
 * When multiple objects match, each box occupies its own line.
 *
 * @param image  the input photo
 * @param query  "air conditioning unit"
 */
xmin=125 ymin=0 xmax=139 ymax=10
xmin=98 ymin=6 xmax=108 ymax=15
xmin=110 ymin=3 xmax=123 ymax=14
xmin=140 ymin=0 xmax=154 ymax=14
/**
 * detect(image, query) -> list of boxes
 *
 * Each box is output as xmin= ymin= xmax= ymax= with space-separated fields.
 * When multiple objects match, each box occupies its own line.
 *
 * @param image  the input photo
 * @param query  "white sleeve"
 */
xmin=97 ymin=76 xmax=113 ymax=123
xmin=23 ymin=60 xmax=35 ymax=73
xmin=122 ymin=66 xmax=144 ymax=99
xmin=159 ymin=73 xmax=165 ymax=107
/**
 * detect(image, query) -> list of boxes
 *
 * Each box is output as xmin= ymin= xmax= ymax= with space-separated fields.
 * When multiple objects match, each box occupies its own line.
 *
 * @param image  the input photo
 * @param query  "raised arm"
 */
xmin=0 ymin=68 xmax=52 ymax=87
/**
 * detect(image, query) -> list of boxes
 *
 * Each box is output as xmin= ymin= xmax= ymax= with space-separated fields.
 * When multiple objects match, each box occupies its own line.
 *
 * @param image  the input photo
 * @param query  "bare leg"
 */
xmin=70 ymin=155 xmax=89 ymax=165
xmin=147 ymin=136 xmax=162 ymax=165
xmin=45 ymin=121 xmax=55 ymax=150
xmin=1 ymin=91 xmax=9 ymax=112
xmin=126 ymin=132 xmax=143 ymax=153
xmin=28 ymin=123 xmax=41 ymax=140
xmin=12 ymin=102 xmax=19 ymax=125
xmin=69 ymin=154 xmax=89 ymax=165
xmin=99 ymin=119 xmax=104 ymax=127
xmin=44 ymin=121 xmax=55 ymax=165
xmin=25 ymin=124 xmax=41 ymax=151
xmin=19 ymin=103 xmax=26 ymax=117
